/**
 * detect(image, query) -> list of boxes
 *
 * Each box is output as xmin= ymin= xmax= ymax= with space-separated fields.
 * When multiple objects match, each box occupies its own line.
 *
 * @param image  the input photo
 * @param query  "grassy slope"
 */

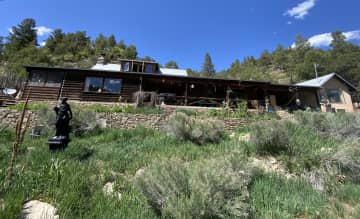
xmin=0 ymin=127 xmax=243 ymax=218
xmin=0 ymin=121 xmax=359 ymax=218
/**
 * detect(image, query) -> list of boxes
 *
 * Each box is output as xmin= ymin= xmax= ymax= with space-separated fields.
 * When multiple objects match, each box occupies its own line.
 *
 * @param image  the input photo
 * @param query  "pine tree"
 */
xmin=45 ymin=29 xmax=65 ymax=54
xmin=7 ymin=18 xmax=37 ymax=50
xmin=0 ymin=36 xmax=4 ymax=61
xmin=94 ymin=33 xmax=108 ymax=56
xmin=201 ymin=53 xmax=215 ymax=77
xmin=165 ymin=61 xmax=179 ymax=69
xmin=107 ymin=34 xmax=117 ymax=48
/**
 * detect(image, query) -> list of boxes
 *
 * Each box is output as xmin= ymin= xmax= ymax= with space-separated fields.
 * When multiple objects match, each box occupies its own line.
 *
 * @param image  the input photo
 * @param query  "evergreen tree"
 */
xmin=142 ymin=56 xmax=156 ymax=62
xmin=330 ymin=31 xmax=348 ymax=54
xmin=201 ymin=53 xmax=215 ymax=77
xmin=165 ymin=61 xmax=179 ymax=69
xmin=45 ymin=29 xmax=65 ymax=55
xmin=107 ymin=34 xmax=117 ymax=48
xmin=6 ymin=18 xmax=37 ymax=51
xmin=123 ymin=45 xmax=138 ymax=59
xmin=227 ymin=59 xmax=241 ymax=79
xmin=94 ymin=33 xmax=108 ymax=56
xmin=272 ymin=45 xmax=289 ymax=71
xmin=0 ymin=36 xmax=4 ymax=61
xmin=258 ymin=50 xmax=272 ymax=67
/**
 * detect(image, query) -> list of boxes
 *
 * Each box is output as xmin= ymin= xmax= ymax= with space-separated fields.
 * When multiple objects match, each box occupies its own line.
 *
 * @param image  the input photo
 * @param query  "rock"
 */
xmin=103 ymin=182 xmax=122 ymax=200
xmin=238 ymin=133 xmax=250 ymax=142
xmin=302 ymin=170 xmax=325 ymax=192
xmin=21 ymin=200 xmax=59 ymax=219
xmin=251 ymin=156 xmax=293 ymax=178
xmin=229 ymin=132 xmax=236 ymax=138
xmin=0 ymin=199 xmax=4 ymax=210
xmin=96 ymin=118 xmax=107 ymax=128
xmin=134 ymin=167 xmax=146 ymax=178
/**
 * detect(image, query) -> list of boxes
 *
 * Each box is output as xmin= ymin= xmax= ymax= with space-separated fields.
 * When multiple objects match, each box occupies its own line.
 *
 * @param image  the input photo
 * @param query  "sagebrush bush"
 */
xmin=134 ymin=156 xmax=256 ymax=218
xmin=249 ymin=120 xmax=291 ymax=155
xmin=70 ymin=105 xmax=99 ymax=137
xmin=328 ymin=141 xmax=360 ymax=183
xmin=249 ymin=119 xmax=338 ymax=173
xmin=35 ymin=103 xmax=99 ymax=137
xmin=294 ymin=111 xmax=360 ymax=141
xmin=167 ymin=112 xmax=225 ymax=145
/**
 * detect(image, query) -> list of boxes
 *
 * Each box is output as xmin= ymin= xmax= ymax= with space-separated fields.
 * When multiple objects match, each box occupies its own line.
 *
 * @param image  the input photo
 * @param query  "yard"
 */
xmin=0 ymin=110 xmax=359 ymax=218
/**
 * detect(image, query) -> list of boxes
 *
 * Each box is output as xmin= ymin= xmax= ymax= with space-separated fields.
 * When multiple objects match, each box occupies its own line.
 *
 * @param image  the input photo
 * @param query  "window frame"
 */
xmin=326 ymin=88 xmax=343 ymax=103
xmin=103 ymin=78 xmax=123 ymax=94
xmin=122 ymin=62 xmax=130 ymax=72
xmin=144 ymin=64 xmax=154 ymax=73
xmin=28 ymin=71 xmax=64 ymax=87
xmin=84 ymin=76 xmax=122 ymax=94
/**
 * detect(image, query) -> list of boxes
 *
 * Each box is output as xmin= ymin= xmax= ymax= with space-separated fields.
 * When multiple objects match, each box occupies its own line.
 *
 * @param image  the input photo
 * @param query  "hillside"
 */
xmin=0 ymin=106 xmax=360 ymax=218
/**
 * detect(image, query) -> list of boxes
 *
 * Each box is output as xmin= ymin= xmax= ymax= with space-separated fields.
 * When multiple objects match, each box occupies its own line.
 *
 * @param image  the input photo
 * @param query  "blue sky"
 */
xmin=0 ymin=0 xmax=359 ymax=71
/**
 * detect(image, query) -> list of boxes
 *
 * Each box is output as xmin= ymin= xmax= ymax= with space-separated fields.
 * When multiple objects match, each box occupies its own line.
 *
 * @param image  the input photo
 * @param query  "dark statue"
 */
xmin=48 ymin=97 xmax=73 ymax=150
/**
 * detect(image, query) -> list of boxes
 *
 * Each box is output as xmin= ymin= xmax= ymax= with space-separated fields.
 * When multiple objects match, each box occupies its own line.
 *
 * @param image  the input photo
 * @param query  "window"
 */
xmin=326 ymin=89 xmax=342 ymax=103
xmin=84 ymin=77 xmax=122 ymax=94
xmin=30 ymin=72 xmax=46 ymax=85
xmin=29 ymin=71 xmax=63 ymax=87
xmin=144 ymin=64 xmax=154 ymax=73
xmin=104 ymin=78 xmax=122 ymax=93
xmin=46 ymin=72 xmax=64 ymax=87
xmin=122 ymin=62 xmax=130 ymax=72
xmin=85 ymin=77 xmax=103 ymax=92
xmin=133 ymin=63 xmax=141 ymax=72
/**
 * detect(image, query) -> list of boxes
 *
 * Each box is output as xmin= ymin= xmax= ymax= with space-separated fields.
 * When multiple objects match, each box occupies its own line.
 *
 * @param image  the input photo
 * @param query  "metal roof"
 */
xmin=295 ymin=73 xmax=357 ymax=91
xmin=159 ymin=68 xmax=188 ymax=77
xmin=91 ymin=63 xmax=121 ymax=71
xmin=91 ymin=64 xmax=188 ymax=77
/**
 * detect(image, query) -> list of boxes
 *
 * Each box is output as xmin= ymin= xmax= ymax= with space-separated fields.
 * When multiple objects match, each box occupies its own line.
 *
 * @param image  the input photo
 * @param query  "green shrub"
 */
xmin=329 ymin=141 xmax=360 ymax=183
xmin=35 ymin=103 xmax=57 ymax=135
xmin=175 ymin=108 xmax=198 ymax=116
xmin=83 ymin=104 xmax=162 ymax=114
xmin=167 ymin=112 xmax=225 ymax=145
xmin=294 ymin=111 xmax=360 ymax=140
xmin=134 ymin=156 xmax=256 ymax=218
xmin=249 ymin=120 xmax=291 ymax=155
xmin=250 ymin=174 xmax=327 ymax=218
xmin=34 ymin=104 xmax=99 ymax=137
xmin=249 ymin=120 xmax=337 ymax=173
xmin=70 ymin=105 xmax=99 ymax=137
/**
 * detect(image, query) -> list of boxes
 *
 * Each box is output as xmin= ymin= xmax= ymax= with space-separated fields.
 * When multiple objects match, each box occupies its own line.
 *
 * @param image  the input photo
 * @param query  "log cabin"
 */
xmin=21 ymin=58 xmax=321 ymax=110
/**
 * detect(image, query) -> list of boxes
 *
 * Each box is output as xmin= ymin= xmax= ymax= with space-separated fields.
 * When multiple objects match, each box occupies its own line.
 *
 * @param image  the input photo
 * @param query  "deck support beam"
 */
xmin=185 ymin=83 xmax=188 ymax=106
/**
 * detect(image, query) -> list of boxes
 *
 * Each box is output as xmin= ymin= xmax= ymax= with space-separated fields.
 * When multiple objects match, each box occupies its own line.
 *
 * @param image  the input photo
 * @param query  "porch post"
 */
xmin=139 ymin=76 xmax=143 ymax=92
xmin=226 ymin=85 xmax=231 ymax=108
xmin=185 ymin=82 xmax=188 ymax=106
xmin=264 ymin=88 xmax=269 ymax=112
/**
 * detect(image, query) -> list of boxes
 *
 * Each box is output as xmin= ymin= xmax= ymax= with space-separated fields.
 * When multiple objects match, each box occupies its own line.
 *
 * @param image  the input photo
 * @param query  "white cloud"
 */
xmin=40 ymin=41 xmax=46 ymax=47
xmin=284 ymin=0 xmax=317 ymax=20
xmin=34 ymin=26 xmax=53 ymax=36
xmin=287 ymin=21 xmax=292 ymax=25
xmin=291 ymin=30 xmax=360 ymax=48
xmin=8 ymin=27 xmax=13 ymax=34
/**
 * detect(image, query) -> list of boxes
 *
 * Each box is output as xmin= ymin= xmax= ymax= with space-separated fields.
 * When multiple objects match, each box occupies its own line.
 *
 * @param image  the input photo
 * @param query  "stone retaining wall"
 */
xmin=0 ymin=109 xmax=39 ymax=129
xmin=0 ymin=107 xmax=252 ymax=131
